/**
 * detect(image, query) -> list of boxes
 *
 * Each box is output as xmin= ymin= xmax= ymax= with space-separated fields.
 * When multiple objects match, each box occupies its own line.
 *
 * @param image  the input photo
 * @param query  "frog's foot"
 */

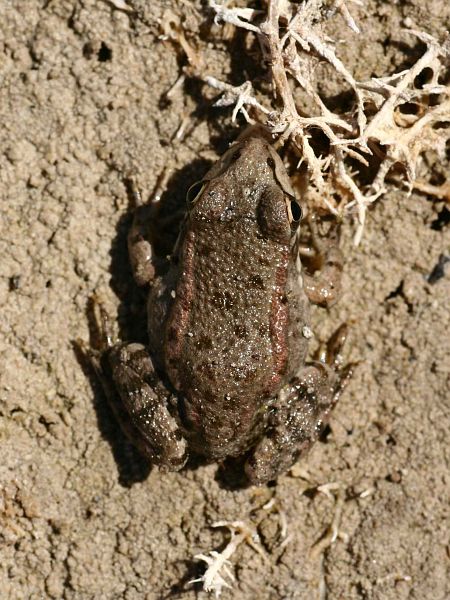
xmin=103 ymin=342 xmax=188 ymax=470
xmin=127 ymin=181 xmax=157 ymax=287
xmin=316 ymin=322 xmax=348 ymax=369
xmin=245 ymin=325 xmax=352 ymax=486
xmin=300 ymin=216 xmax=343 ymax=308
xmin=126 ymin=176 xmax=185 ymax=287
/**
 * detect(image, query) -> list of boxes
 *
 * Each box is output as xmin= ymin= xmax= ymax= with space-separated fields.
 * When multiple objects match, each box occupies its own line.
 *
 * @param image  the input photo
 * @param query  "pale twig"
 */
xmin=307 ymin=482 xmax=348 ymax=599
xmin=205 ymin=77 xmax=271 ymax=122
xmin=191 ymin=520 xmax=267 ymax=597
xmin=334 ymin=0 xmax=361 ymax=34
xmin=208 ymin=1 xmax=262 ymax=33
xmin=310 ymin=484 xmax=346 ymax=560
xmin=413 ymin=180 xmax=450 ymax=202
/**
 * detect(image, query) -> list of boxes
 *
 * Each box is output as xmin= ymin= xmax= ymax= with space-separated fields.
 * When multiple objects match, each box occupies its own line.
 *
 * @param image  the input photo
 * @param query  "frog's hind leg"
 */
xmin=245 ymin=325 xmax=352 ymax=486
xmin=102 ymin=342 xmax=188 ymax=470
xmin=86 ymin=297 xmax=187 ymax=470
xmin=245 ymin=364 xmax=335 ymax=485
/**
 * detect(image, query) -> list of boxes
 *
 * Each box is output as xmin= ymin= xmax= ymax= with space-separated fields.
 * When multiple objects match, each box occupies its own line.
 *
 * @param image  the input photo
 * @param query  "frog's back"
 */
xmin=159 ymin=136 xmax=304 ymax=457
xmin=167 ymin=221 xmax=289 ymax=456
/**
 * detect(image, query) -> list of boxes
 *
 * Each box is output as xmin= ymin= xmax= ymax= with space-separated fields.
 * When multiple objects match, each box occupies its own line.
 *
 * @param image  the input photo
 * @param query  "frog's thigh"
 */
xmin=245 ymin=364 xmax=336 ymax=485
xmin=106 ymin=342 xmax=187 ymax=470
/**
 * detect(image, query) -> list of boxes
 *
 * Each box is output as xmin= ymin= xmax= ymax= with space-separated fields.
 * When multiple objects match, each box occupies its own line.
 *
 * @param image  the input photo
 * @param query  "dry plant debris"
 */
xmin=207 ymin=0 xmax=450 ymax=243
xmin=190 ymin=520 xmax=267 ymax=597
xmin=191 ymin=496 xmax=300 ymax=597
xmin=189 ymin=482 xmax=374 ymax=598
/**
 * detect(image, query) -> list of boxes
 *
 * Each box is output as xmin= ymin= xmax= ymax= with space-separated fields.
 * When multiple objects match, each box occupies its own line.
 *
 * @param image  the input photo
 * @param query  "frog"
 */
xmin=99 ymin=135 xmax=349 ymax=485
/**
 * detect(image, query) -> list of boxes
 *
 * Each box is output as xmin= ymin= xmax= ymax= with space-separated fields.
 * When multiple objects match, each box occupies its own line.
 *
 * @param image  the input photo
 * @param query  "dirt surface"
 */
xmin=1 ymin=1 xmax=449 ymax=599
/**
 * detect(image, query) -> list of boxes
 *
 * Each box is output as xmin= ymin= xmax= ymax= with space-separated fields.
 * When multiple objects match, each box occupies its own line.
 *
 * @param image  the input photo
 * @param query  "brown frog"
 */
xmin=100 ymin=135 xmax=349 ymax=485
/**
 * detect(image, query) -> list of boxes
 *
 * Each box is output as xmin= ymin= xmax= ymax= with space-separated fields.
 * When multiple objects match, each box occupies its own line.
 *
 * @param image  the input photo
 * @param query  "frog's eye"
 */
xmin=288 ymin=199 xmax=303 ymax=228
xmin=186 ymin=181 xmax=205 ymax=204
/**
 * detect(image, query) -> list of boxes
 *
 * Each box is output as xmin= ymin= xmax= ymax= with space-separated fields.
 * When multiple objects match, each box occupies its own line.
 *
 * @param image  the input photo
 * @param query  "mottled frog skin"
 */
xmin=102 ymin=136 xmax=348 ymax=485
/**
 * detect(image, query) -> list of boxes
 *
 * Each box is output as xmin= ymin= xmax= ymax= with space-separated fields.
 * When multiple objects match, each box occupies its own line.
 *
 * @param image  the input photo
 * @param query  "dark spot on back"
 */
xmin=249 ymin=274 xmax=265 ymax=289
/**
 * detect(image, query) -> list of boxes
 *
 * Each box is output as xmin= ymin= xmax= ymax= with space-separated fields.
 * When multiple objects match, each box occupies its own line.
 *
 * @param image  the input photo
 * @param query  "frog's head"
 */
xmin=185 ymin=137 xmax=303 ymax=245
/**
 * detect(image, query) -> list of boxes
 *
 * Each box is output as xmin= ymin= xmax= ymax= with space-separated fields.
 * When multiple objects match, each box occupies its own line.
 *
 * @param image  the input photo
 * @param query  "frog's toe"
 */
xmin=245 ymin=438 xmax=308 ymax=486
xmin=245 ymin=438 xmax=278 ymax=486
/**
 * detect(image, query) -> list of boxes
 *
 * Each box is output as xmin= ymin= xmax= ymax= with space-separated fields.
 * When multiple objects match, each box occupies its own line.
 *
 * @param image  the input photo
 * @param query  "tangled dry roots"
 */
xmin=207 ymin=0 xmax=450 ymax=243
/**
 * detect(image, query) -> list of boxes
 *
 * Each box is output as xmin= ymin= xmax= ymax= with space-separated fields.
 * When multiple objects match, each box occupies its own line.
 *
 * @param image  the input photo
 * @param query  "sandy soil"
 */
xmin=1 ymin=1 xmax=449 ymax=599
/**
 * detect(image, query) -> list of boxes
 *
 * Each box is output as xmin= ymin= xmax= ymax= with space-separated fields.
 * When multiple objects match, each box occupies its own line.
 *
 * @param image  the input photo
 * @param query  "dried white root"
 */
xmin=413 ymin=179 xmax=450 ymax=202
xmin=310 ymin=483 xmax=347 ymax=561
xmin=191 ymin=520 xmax=267 ymax=598
xmin=205 ymin=77 xmax=271 ymax=123
xmin=207 ymin=0 xmax=450 ymax=243
xmin=209 ymin=1 xmax=263 ymax=33
xmin=309 ymin=481 xmax=378 ymax=596
xmin=308 ymin=483 xmax=348 ymax=600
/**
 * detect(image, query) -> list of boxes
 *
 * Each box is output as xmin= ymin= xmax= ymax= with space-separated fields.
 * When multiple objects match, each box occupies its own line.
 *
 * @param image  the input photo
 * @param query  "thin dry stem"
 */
xmin=309 ymin=484 xmax=346 ymax=561
xmin=191 ymin=520 xmax=266 ymax=597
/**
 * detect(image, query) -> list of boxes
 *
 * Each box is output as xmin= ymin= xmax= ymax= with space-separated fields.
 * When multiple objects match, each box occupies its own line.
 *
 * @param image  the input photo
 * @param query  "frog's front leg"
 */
xmin=245 ymin=326 xmax=350 ymax=485
xmin=126 ymin=179 xmax=185 ymax=287
xmin=300 ymin=217 xmax=344 ymax=308
xmin=127 ymin=188 xmax=157 ymax=286
xmin=103 ymin=342 xmax=188 ymax=470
